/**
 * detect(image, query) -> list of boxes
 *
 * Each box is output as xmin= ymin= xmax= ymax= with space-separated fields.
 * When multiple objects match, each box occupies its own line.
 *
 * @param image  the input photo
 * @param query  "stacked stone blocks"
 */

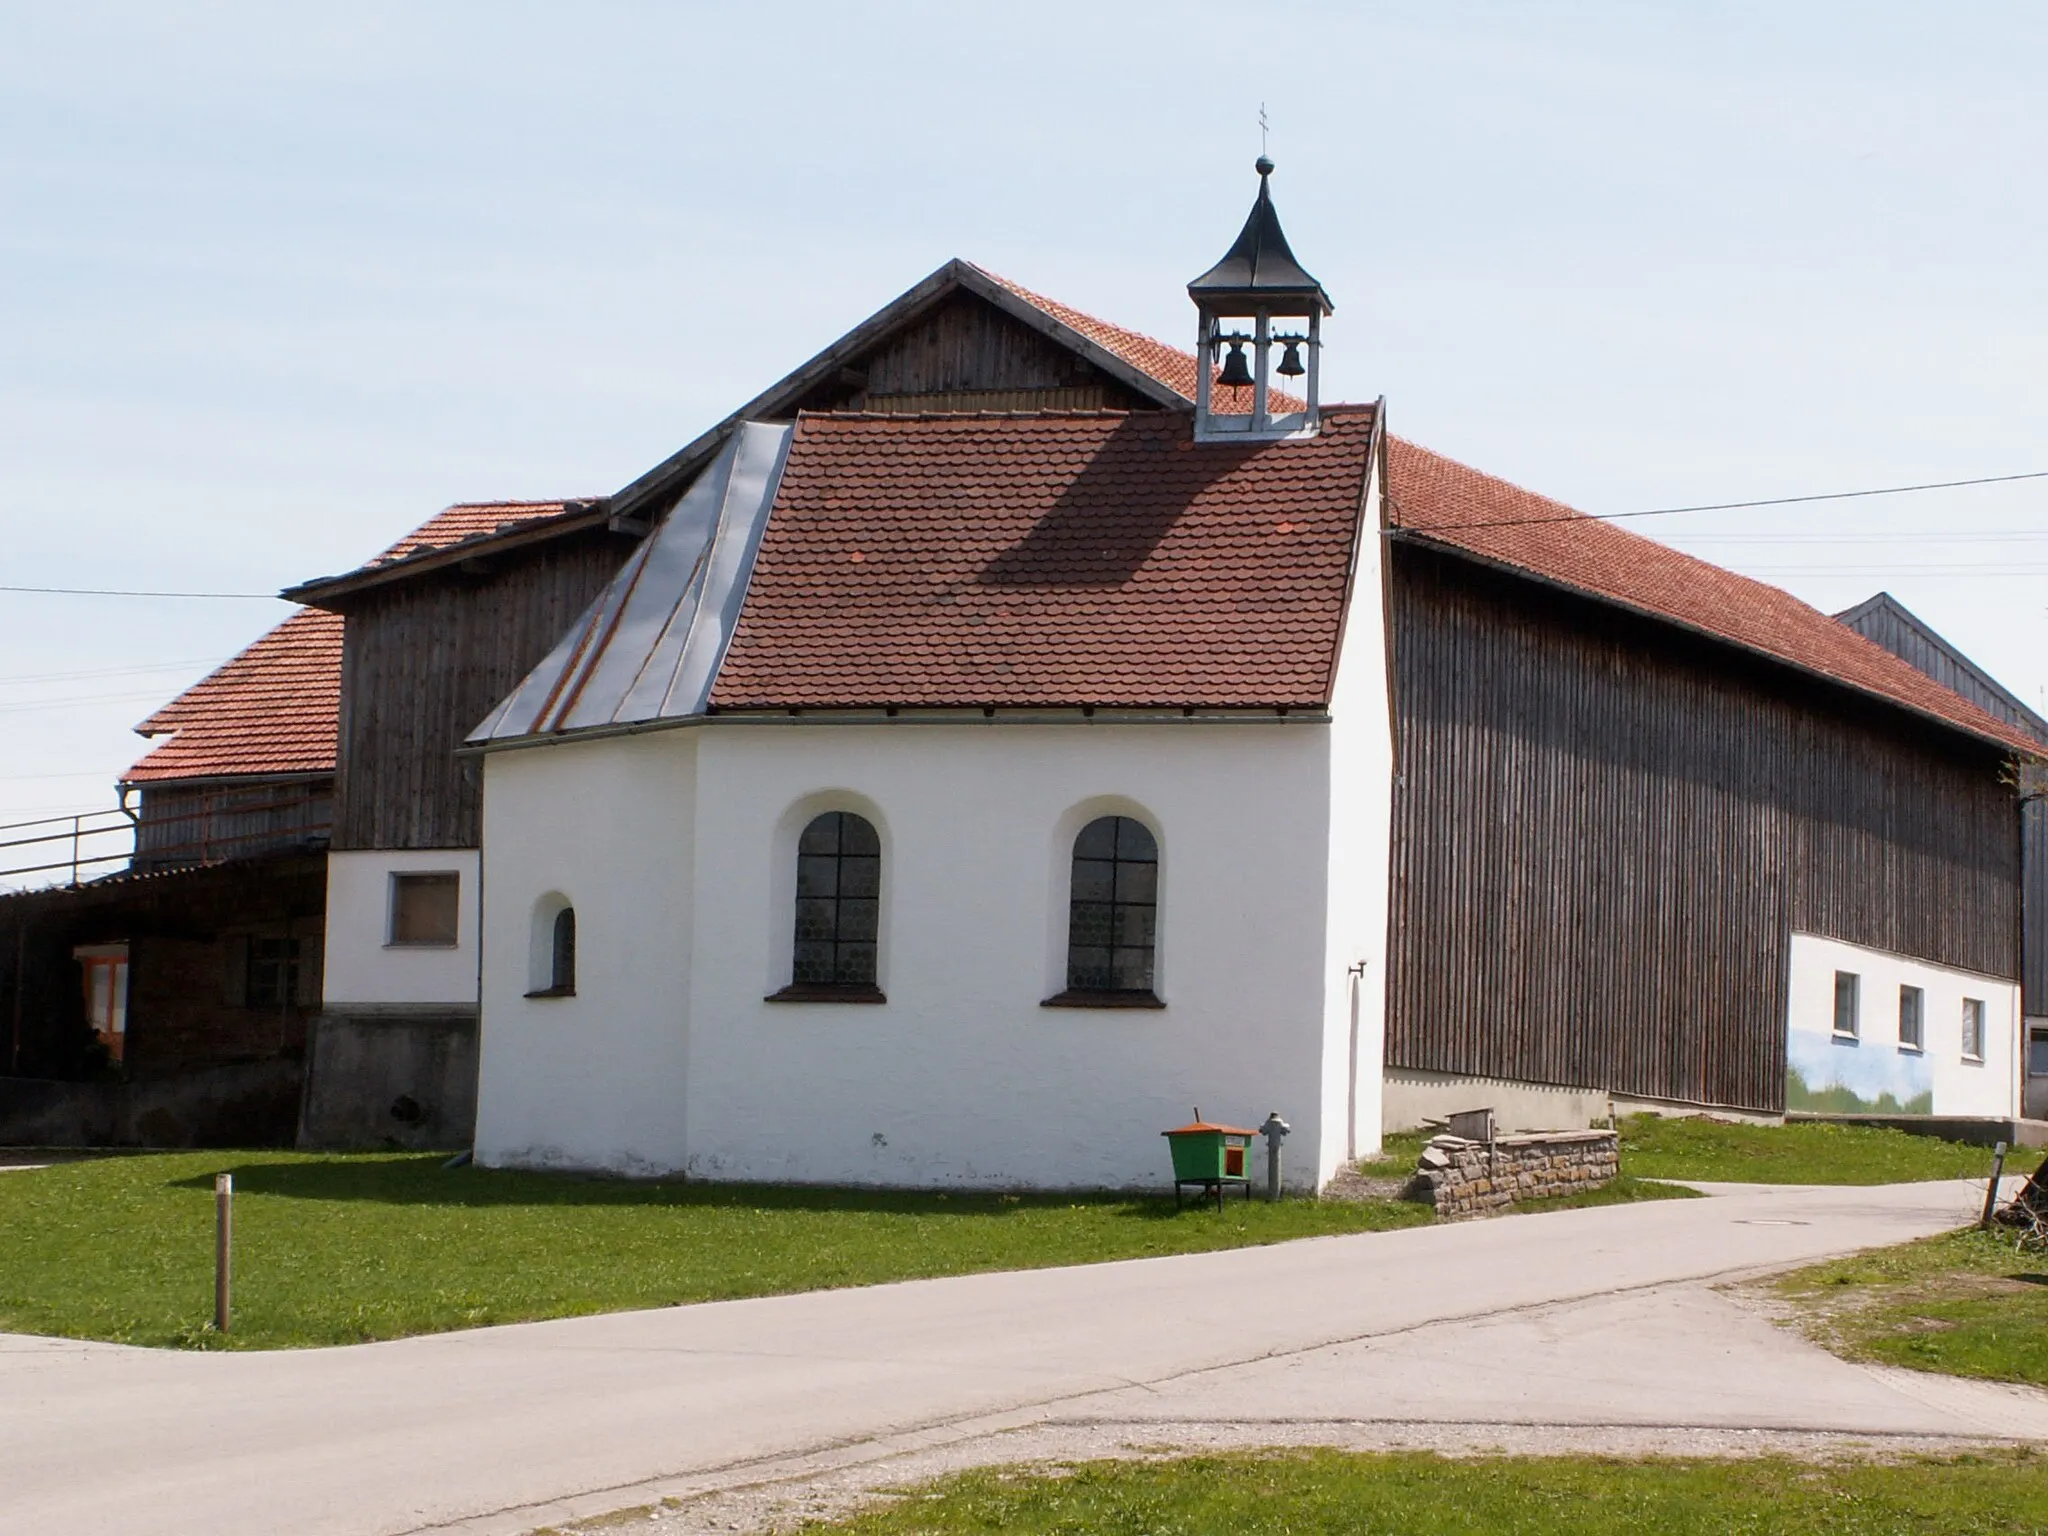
xmin=1412 ymin=1128 xmax=1620 ymax=1218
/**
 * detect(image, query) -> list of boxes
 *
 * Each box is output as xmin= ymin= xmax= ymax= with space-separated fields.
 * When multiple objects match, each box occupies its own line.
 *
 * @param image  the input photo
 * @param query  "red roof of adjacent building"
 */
xmin=1383 ymin=439 xmax=2041 ymax=756
xmin=124 ymin=501 xmax=578 ymax=784
xmin=123 ymin=608 xmax=344 ymax=784
xmin=708 ymin=407 xmax=1377 ymax=711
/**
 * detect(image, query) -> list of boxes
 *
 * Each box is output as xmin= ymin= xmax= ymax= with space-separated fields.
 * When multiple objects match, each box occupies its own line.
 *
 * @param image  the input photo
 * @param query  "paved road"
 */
xmin=2 ymin=1178 xmax=2039 ymax=1536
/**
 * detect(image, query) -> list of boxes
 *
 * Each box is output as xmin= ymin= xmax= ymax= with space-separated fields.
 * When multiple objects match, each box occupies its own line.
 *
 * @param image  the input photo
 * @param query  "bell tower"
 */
xmin=1188 ymin=157 xmax=1333 ymax=441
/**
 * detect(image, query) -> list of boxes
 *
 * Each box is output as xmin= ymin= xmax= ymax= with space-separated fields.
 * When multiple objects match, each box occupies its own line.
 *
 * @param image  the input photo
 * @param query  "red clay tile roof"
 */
xmin=123 ymin=608 xmax=344 ymax=783
xmin=987 ymin=270 xmax=1307 ymax=416
xmin=709 ymin=407 xmax=1376 ymax=710
xmin=373 ymin=499 xmax=574 ymax=562
xmin=127 ymin=501 xmax=578 ymax=784
xmin=1385 ymin=438 xmax=2041 ymax=755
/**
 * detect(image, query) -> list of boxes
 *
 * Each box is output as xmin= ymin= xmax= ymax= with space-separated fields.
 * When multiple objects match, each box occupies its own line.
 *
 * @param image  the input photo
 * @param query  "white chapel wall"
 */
xmin=473 ymin=717 xmax=1344 ymax=1188
xmin=682 ymin=721 xmax=1337 ymax=1190
xmin=473 ymin=732 xmax=698 ymax=1172
xmin=322 ymin=848 xmax=481 ymax=1008
xmin=1319 ymin=442 xmax=1396 ymax=1169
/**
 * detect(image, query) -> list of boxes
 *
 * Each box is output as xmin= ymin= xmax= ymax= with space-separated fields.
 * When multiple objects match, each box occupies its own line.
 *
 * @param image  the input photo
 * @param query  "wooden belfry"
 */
xmin=1188 ymin=157 xmax=1334 ymax=441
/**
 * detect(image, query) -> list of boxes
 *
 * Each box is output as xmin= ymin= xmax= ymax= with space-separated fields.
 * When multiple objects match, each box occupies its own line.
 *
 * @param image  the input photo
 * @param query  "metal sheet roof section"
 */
xmin=468 ymin=421 xmax=793 ymax=742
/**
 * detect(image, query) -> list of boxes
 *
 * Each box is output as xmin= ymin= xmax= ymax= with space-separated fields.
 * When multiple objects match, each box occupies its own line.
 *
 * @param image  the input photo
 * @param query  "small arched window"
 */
xmin=527 ymin=894 xmax=576 ymax=998
xmin=776 ymin=811 xmax=883 ymax=1001
xmin=1055 ymin=815 xmax=1161 ymax=1006
xmin=550 ymin=907 xmax=576 ymax=995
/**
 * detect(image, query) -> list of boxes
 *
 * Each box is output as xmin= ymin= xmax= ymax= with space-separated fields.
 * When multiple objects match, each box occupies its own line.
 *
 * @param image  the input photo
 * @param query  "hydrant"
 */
xmin=1260 ymin=1111 xmax=1291 ymax=1201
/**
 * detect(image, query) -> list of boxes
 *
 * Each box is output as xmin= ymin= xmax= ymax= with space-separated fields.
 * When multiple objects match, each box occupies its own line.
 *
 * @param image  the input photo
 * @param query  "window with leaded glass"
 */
xmin=778 ymin=811 xmax=883 ymax=1000
xmin=1049 ymin=815 xmax=1161 ymax=1007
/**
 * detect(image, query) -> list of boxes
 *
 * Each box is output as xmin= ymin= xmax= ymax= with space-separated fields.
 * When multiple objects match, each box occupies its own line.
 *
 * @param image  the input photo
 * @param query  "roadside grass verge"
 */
xmin=0 ymin=1151 xmax=1432 ymax=1350
xmin=1770 ymin=1225 xmax=2048 ymax=1389
xmin=790 ymin=1449 xmax=2048 ymax=1534
xmin=1617 ymin=1114 xmax=2038 ymax=1185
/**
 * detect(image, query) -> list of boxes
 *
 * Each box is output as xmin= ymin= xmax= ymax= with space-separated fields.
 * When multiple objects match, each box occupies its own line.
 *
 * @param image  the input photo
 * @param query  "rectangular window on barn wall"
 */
xmin=1961 ymin=998 xmax=1986 ymax=1063
xmin=1832 ymin=971 xmax=1860 ymax=1039
xmin=247 ymin=937 xmax=301 ymax=1008
xmin=1898 ymin=985 xmax=1925 ymax=1052
xmin=389 ymin=872 xmax=459 ymax=947
xmin=74 ymin=943 xmax=128 ymax=1063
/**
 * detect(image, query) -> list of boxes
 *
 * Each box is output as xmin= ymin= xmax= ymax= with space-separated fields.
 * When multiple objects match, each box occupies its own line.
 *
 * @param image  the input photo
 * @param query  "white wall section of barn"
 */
xmin=1786 ymin=931 xmax=2020 ymax=1119
xmin=472 ymin=719 xmax=1377 ymax=1189
xmin=321 ymin=849 xmax=481 ymax=1008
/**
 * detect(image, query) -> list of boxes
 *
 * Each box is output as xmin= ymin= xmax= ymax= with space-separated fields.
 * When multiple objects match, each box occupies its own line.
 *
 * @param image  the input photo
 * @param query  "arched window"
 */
xmin=550 ymin=907 xmax=576 ymax=995
xmin=1058 ymin=815 xmax=1161 ymax=1005
xmin=779 ymin=811 xmax=883 ymax=1000
xmin=527 ymin=894 xmax=576 ymax=998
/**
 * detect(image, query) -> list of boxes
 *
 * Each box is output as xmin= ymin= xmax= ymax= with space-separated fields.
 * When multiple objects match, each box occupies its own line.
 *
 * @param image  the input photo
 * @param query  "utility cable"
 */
xmin=1397 ymin=469 xmax=2048 ymax=533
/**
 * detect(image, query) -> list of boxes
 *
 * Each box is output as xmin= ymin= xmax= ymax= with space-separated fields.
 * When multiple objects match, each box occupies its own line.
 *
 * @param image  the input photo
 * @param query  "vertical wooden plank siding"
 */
xmin=331 ymin=533 xmax=630 ymax=850
xmin=1385 ymin=544 xmax=2020 ymax=1112
xmin=851 ymin=292 xmax=1150 ymax=411
xmin=132 ymin=779 xmax=334 ymax=870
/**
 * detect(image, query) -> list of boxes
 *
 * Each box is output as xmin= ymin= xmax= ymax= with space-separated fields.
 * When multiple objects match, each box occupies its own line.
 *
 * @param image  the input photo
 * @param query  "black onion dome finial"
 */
xmin=1186 ymin=156 xmax=1331 ymax=313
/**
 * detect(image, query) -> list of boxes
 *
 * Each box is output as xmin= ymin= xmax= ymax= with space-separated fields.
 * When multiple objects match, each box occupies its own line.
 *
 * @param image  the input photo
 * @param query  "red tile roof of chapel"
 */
xmin=1383 ymin=440 xmax=2041 ymax=755
xmin=124 ymin=500 xmax=580 ymax=784
xmin=708 ymin=407 xmax=1377 ymax=710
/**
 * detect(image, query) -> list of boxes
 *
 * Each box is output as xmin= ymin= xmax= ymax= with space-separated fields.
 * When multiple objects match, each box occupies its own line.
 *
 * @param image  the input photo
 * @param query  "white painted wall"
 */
xmin=474 ymin=733 xmax=697 ymax=1173
xmin=322 ymin=848 xmax=481 ymax=1007
xmin=1319 ymin=443 xmax=1394 ymax=1168
xmin=473 ymin=716 xmax=1376 ymax=1189
xmin=1786 ymin=931 xmax=2020 ymax=1119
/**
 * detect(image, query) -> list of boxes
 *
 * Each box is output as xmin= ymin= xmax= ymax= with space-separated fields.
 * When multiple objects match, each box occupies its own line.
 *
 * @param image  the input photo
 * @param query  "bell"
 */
xmin=1276 ymin=338 xmax=1306 ymax=378
xmin=1216 ymin=340 xmax=1254 ymax=389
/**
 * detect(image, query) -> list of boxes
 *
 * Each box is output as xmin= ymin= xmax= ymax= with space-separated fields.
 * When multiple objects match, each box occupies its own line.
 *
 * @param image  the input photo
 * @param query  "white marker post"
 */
xmin=214 ymin=1173 xmax=233 ymax=1333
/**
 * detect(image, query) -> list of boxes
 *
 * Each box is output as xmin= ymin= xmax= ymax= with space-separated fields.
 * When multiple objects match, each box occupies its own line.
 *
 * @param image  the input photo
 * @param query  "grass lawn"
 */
xmin=785 ymin=1449 xmax=2048 ymax=1535
xmin=0 ymin=1151 xmax=1434 ymax=1350
xmin=1771 ymin=1225 xmax=2048 ymax=1389
xmin=1615 ymin=1114 xmax=2040 ymax=1185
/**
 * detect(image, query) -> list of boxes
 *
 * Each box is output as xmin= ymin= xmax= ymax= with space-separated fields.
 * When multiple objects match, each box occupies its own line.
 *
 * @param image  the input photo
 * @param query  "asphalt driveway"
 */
xmin=2 ymin=1177 xmax=2039 ymax=1536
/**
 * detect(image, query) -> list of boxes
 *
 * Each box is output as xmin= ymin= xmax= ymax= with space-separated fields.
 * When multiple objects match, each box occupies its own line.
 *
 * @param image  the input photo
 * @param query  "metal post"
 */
xmin=8 ymin=920 xmax=24 ymax=1077
xmin=1260 ymin=1112 xmax=1291 ymax=1201
xmin=214 ymin=1173 xmax=233 ymax=1333
xmin=1981 ymin=1141 xmax=2009 ymax=1229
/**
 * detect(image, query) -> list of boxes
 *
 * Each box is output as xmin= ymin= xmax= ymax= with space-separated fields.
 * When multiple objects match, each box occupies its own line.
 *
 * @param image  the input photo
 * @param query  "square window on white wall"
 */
xmin=390 ymin=871 xmax=460 ymax=947
xmin=1961 ymin=997 xmax=1985 ymax=1062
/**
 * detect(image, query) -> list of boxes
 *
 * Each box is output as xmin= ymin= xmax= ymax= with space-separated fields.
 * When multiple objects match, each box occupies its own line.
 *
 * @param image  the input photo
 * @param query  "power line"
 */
xmin=0 ymin=584 xmax=276 ymax=600
xmin=1411 ymin=469 xmax=2048 ymax=533
xmin=0 ymin=655 xmax=228 ymax=688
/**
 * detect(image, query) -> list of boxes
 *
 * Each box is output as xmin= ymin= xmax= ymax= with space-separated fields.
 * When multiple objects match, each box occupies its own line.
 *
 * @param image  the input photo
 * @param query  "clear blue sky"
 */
xmin=3 ymin=2 xmax=2044 ymax=831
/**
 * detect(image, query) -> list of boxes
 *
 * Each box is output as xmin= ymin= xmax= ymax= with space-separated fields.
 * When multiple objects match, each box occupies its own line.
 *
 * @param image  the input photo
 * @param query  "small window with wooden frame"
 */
xmin=74 ymin=943 xmax=128 ymax=1063
xmin=1045 ymin=814 xmax=1163 ymax=1008
xmin=770 ymin=811 xmax=884 ymax=1003
xmin=389 ymin=871 xmax=459 ymax=948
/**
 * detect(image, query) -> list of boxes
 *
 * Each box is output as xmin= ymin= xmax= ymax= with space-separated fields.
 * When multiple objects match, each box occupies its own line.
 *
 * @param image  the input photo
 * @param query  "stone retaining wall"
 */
xmin=1414 ymin=1128 xmax=1618 ymax=1218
